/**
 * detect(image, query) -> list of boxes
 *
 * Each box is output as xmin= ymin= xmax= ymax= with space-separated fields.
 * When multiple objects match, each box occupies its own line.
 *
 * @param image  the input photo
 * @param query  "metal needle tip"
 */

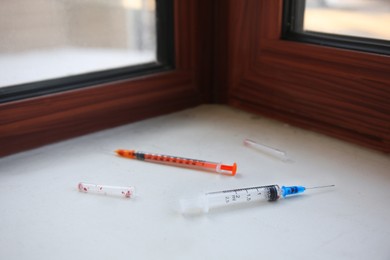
xmin=306 ymin=185 xmax=335 ymax=189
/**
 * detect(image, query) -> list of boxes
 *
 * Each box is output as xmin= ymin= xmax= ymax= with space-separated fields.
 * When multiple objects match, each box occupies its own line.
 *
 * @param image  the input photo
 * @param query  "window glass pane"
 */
xmin=304 ymin=0 xmax=390 ymax=41
xmin=0 ymin=0 xmax=156 ymax=88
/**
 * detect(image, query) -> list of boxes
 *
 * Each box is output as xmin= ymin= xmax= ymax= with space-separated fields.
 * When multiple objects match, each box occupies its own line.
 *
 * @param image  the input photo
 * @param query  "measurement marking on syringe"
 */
xmin=207 ymin=185 xmax=272 ymax=195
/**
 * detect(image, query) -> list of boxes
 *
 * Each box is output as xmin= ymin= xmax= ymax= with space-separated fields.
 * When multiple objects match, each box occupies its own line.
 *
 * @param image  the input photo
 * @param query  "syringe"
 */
xmin=180 ymin=184 xmax=334 ymax=215
xmin=116 ymin=149 xmax=237 ymax=176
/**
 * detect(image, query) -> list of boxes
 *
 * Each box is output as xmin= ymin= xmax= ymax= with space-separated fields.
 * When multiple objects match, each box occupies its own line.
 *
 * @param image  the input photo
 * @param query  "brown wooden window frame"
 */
xmin=282 ymin=0 xmax=390 ymax=56
xmin=1 ymin=0 xmax=389 ymax=157
xmin=0 ymin=0 xmax=175 ymax=104
xmin=215 ymin=0 xmax=389 ymax=152
xmin=0 ymin=0 xmax=214 ymax=157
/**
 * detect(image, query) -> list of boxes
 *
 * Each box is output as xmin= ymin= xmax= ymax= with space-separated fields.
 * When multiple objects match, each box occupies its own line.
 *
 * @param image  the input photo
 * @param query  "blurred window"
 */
xmin=0 ymin=0 xmax=173 ymax=102
xmin=283 ymin=0 xmax=390 ymax=55
xmin=304 ymin=0 xmax=390 ymax=41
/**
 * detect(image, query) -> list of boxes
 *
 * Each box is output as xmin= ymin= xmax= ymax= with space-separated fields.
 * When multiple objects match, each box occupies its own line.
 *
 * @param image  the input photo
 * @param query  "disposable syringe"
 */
xmin=116 ymin=149 xmax=237 ymax=176
xmin=180 ymin=184 xmax=334 ymax=215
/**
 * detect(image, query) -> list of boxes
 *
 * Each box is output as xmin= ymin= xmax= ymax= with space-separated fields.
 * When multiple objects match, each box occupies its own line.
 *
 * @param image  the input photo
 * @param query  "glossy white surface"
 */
xmin=0 ymin=105 xmax=389 ymax=259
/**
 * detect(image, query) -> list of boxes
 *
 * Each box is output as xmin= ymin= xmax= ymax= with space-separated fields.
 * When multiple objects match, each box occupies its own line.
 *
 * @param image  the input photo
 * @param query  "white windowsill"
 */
xmin=0 ymin=104 xmax=389 ymax=259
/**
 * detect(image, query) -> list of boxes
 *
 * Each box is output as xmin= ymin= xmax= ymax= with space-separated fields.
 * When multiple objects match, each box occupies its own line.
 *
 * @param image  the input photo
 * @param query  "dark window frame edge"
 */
xmin=0 ymin=0 xmax=175 ymax=104
xmin=281 ymin=0 xmax=390 ymax=56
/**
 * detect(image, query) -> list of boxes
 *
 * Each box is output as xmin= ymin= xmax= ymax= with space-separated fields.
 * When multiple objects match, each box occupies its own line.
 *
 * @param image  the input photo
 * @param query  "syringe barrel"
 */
xmin=180 ymin=185 xmax=281 ymax=215
xmin=116 ymin=149 xmax=237 ymax=175
xmin=205 ymin=185 xmax=281 ymax=209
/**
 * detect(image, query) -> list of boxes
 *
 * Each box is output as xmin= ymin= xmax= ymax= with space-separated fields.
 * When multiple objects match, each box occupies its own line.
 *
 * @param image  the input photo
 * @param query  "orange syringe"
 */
xmin=116 ymin=149 xmax=237 ymax=176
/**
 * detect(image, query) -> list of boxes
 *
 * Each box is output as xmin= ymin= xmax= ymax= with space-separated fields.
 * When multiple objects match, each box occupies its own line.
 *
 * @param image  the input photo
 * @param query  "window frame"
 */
xmin=0 ymin=0 xmax=214 ymax=157
xmin=1 ymin=0 xmax=389 ymax=157
xmin=214 ymin=0 xmax=389 ymax=153
xmin=282 ymin=0 xmax=390 ymax=56
xmin=0 ymin=0 xmax=175 ymax=103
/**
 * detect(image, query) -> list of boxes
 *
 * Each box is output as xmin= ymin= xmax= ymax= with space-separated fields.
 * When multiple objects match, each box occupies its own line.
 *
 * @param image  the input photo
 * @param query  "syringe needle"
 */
xmin=305 ymin=185 xmax=335 ymax=190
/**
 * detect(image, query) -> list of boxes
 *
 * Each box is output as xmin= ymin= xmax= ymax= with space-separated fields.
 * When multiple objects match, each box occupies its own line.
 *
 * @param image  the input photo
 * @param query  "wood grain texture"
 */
xmin=1 ymin=0 xmax=389 ymax=157
xmin=216 ymin=0 xmax=390 ymax=152
xmin=0 ymin=0 xmax=213 ymax=157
